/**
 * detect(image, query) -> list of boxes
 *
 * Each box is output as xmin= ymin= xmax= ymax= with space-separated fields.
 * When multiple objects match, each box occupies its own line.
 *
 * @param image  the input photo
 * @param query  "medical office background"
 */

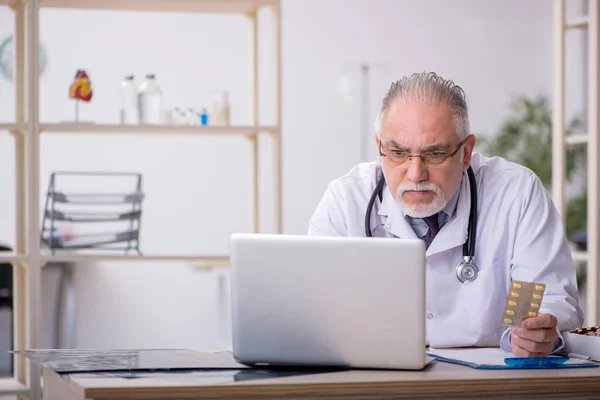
xmin=0 ymin=0 xmax=591 ymax=379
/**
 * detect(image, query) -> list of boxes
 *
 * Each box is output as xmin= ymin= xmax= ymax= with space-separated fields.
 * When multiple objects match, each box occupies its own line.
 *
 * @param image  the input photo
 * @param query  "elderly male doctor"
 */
xmin=308 ymin=72 xmax=583 ymax=357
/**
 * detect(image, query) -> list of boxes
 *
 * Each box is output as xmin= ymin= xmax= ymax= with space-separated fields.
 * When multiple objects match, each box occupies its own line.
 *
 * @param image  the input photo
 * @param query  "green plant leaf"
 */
xmin=480 ymin=93 xmax=585 ymax=188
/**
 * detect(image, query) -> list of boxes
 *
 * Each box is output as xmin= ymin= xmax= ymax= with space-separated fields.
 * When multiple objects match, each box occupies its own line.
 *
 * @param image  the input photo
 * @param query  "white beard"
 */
xmin=395 ymin=182 xmax=447 ymax=218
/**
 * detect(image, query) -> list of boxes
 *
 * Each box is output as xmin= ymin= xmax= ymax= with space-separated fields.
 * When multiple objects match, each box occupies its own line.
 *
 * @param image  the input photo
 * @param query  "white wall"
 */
xmin=284 ymin=0 xmax=587 ymax=233
xmin=0 ymin=0 xmax=587 ymax=350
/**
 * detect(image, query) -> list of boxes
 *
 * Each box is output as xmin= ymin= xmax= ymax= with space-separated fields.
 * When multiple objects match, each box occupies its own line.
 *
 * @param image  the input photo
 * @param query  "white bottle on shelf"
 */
xmin=138 ymin=74 xmax=163 ymax=124
xmin=171 ymin=107 xmax=183 ymax=125
xmin=119 ymin=75 xmax=139 ymax=125
xmin=186 ymin=108 xmax=198 ymax=126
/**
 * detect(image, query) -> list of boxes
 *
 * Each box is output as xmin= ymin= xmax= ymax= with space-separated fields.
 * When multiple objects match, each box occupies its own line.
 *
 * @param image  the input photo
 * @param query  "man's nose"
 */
xmin=406 ymin=156 xmax=427 ymax=182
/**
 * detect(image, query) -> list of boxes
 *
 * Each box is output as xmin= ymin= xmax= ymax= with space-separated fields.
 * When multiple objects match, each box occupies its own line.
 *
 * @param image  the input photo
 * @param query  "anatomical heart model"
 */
xmin=69 ymin=69 xmax=93 ymax=122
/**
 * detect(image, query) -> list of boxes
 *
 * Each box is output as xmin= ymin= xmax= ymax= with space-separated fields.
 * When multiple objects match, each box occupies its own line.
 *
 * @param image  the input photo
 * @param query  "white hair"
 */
xmin=373 ymin=72 xmax=470 ymax=140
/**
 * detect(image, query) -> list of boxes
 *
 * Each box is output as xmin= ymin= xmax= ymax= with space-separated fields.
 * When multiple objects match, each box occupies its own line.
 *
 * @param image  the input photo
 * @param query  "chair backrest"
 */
xmin=0 ymin=243 xmax=13 ymax=308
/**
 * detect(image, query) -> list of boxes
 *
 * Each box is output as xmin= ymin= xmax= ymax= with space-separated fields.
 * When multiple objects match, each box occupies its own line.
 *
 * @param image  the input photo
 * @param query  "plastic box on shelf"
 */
xmin=40 ymin=172 xmax=144 ymax=255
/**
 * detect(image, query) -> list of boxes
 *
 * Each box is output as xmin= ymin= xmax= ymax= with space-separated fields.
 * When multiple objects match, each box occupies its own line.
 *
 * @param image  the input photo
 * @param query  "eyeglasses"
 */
xmin=379 ymin=138 xmax=467 ymax=166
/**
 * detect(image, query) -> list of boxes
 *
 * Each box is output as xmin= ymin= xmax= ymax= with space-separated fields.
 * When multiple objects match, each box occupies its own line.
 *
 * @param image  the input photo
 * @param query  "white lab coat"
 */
xmin=308 ymin=152 xmax=583 ymax=349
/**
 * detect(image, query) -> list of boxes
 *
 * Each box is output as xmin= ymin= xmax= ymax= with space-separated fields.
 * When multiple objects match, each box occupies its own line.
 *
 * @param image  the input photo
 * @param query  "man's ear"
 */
xmin=463 ymin=134 xmax=476 ymax=169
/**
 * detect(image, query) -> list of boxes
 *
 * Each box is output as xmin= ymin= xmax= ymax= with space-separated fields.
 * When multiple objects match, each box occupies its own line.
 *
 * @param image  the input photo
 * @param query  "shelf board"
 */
xmin=0 ymin=377 xmax=29 ymax=396
xmin=40 ymin=123 xmax=279 ymax=136
xmin=572 ymin=250 xmax=588 ymax=263
xmin=0 ymin=253 xmax=26 ymax=263
xmin=40 ymin=0 xmax=278 ymax=14
xmin=41 ymin=253 xmax=230 ymax=266
xmin=0 ymin=123 xmax=27 ymax=133
xmin=0 ymin=0 xmax=22 ymax=8
xmin=565 ymin=16 xmax=588 ymax=30
xmin=566 ymin=133 xmax=588 ymax=145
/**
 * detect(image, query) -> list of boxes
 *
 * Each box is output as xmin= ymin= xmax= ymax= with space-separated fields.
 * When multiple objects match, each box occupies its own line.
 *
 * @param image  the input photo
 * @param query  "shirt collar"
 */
xmin=441 ymin=183 xmax=461 ymax=219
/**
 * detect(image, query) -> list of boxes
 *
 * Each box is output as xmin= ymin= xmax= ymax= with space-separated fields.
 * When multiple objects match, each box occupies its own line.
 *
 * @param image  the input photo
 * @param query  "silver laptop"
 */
xmin=229 ymin=233 xmax=430 ymax=370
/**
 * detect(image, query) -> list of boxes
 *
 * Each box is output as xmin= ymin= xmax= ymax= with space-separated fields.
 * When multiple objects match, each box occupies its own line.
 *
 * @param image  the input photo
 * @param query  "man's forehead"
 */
xmin=381 ymin=100 xmax=456 ymax=135
xmin=379 ymin=117 xmax=458 ymax=146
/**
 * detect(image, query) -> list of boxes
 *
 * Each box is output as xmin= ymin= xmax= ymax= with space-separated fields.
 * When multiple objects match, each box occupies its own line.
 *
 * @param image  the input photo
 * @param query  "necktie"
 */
xmin=423 ymin=214 xmax=440 ymax=249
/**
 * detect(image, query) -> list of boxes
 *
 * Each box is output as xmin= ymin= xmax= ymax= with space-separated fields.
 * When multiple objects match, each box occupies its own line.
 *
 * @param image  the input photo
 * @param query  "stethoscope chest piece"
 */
xmin=456 ymin=256 xmax=478 ymax=283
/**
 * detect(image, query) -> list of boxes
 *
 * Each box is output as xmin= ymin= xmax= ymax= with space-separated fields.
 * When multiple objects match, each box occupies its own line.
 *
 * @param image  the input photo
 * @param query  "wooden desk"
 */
xmin=43 ymin=360 xmax=600 ymax=400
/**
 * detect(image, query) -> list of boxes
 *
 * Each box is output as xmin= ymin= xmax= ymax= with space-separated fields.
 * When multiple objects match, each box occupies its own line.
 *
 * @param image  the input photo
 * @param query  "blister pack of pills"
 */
xmin=500 ymin=280 xmax=545 ymax=327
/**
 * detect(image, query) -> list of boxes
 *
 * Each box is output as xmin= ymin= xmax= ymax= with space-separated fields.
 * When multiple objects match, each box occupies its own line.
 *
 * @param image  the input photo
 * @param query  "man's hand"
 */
xmin=510 ymin=313 xmax=558 ymax=357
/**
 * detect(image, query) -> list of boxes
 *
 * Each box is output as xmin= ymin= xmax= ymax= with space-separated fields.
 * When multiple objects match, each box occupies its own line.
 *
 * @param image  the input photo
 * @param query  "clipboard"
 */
xmin=427 ymin=348 xmax=599 ymax=370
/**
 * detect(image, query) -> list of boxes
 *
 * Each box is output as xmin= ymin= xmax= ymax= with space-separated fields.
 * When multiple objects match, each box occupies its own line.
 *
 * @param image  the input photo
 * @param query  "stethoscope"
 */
xmin=365 ymin=166 xmax=479 ymax=284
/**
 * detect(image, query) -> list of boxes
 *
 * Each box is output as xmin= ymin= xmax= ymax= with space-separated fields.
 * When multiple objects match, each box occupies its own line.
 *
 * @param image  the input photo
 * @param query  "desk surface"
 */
xmin=43 ymin=360 xmax=600 ymax=400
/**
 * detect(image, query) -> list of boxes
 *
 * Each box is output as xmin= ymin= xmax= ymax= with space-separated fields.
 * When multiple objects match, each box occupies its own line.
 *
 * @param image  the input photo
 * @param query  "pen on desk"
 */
xmin=568 ymin=352 xmax=591 ymax=361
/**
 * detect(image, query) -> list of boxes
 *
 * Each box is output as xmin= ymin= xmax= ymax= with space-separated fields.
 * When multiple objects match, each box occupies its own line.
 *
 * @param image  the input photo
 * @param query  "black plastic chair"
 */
xmin=0 ymin=243 xmax=13 ymax=375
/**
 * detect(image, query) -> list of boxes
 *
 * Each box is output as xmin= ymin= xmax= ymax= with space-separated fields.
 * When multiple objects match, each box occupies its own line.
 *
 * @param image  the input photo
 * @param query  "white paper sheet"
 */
xmin=427 ymin=347 xmax=513 ymax=366
xmin=427 ymin=347 xmax=597 ymax=368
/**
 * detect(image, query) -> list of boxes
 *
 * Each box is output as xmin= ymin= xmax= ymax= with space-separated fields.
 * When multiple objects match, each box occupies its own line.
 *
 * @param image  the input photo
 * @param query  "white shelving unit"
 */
xmin=552 ymin=0 xmax=599 ymax=326
xmin=1 ymin=0 xmax=281 ymax=398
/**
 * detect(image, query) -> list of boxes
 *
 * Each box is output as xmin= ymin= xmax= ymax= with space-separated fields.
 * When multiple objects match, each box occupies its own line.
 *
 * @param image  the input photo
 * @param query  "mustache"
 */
xmin=397 ymin=182 xmax=443 ymax=194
